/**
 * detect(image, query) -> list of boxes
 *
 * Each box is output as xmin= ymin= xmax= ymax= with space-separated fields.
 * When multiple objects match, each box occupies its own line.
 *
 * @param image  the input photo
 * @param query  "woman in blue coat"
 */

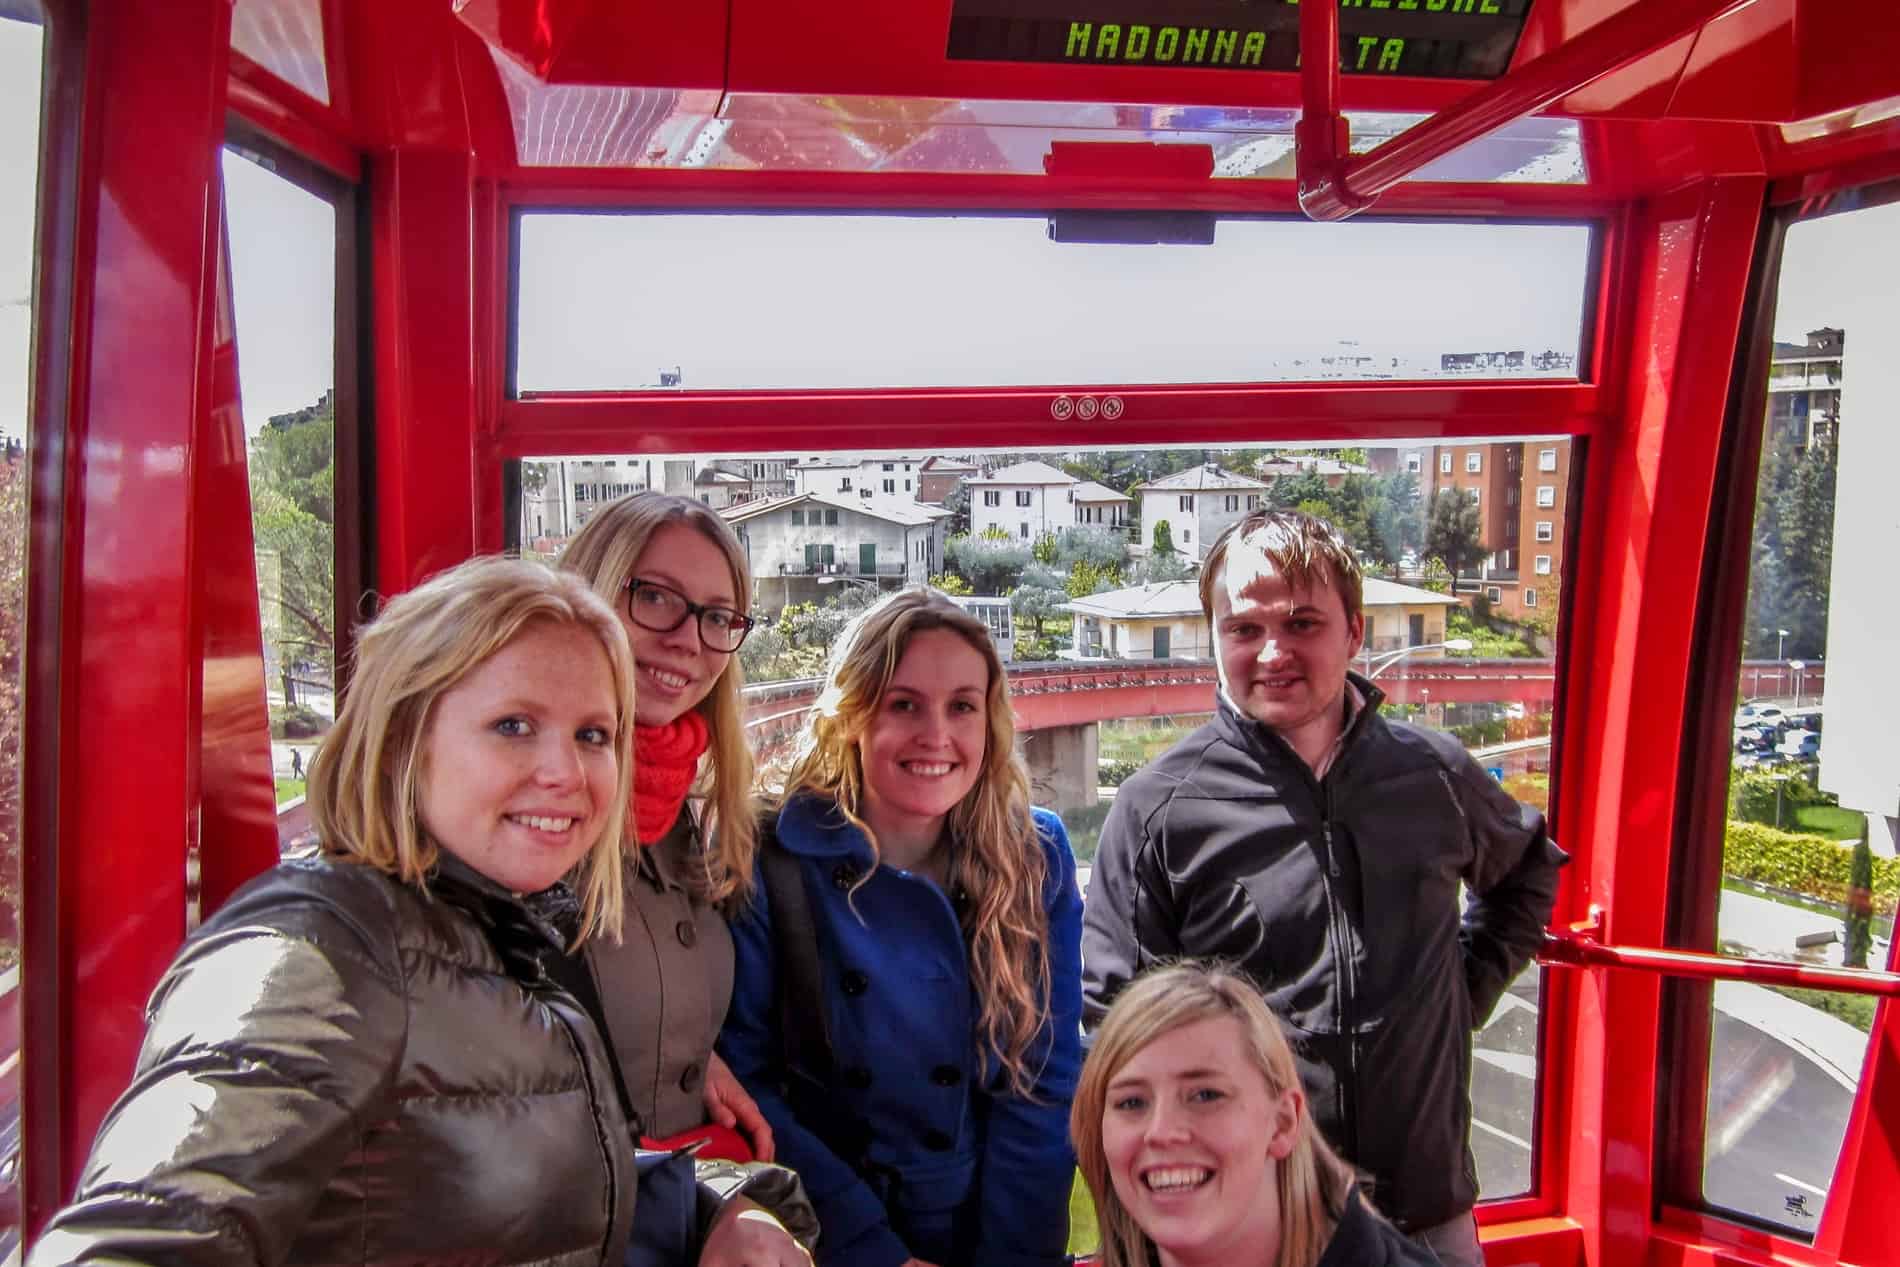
xmin=719 ymin=588 xmax=1083 ymax=1267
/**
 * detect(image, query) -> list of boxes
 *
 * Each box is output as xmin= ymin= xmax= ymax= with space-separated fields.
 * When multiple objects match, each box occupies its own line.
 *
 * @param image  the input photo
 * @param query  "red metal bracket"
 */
xmin=1296 ymin=0 xmax=1756 ymax=220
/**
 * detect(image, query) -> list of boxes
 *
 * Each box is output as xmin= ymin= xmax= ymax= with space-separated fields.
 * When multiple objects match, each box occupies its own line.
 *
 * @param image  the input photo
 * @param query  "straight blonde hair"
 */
xmin=778 ymin=587 xmax=1052 ymax=1096
xmin=307 ymin=555 xmax=634 ymax=944
xmin=560 ymin=492 xmax=759 ymax=910
xmin=1072 ymin=962 xmax=1360 ymax=1267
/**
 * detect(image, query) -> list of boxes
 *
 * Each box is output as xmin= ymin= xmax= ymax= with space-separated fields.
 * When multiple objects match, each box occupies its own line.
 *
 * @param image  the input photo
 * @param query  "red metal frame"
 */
xmin=21 ymin=0 xmax=238 ymax=1224
xmin=20 ymin=3 xmax=1900 ymax=1265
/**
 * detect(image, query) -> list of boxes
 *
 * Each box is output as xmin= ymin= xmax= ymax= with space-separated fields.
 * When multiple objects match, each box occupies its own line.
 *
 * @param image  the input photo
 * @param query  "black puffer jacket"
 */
xmin=32 ymin=854 xmax=813 ymax=1267
xmin=1316 ymin=1189 xmax=1439 ymax=1267
xmin=1083 ymin=679 xmax=1566 ymax=1231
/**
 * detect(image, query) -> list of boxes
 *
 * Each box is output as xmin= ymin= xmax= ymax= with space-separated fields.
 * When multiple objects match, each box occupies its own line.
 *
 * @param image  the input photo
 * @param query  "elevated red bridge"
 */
xmin=743 ymin=657 xmax=1561 ymax=750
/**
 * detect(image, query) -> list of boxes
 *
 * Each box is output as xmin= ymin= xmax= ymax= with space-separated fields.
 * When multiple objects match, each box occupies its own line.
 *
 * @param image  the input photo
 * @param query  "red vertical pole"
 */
xmin=20 ymin=0 xmax=234 ymax=1228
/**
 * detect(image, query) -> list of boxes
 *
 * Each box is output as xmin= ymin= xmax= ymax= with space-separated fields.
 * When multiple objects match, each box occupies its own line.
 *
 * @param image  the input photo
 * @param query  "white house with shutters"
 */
xmin=721 ymin=493 xmax=951 ymax=614
xmin=966 ymin=460 xmax=1077 ymax=541
xmin=1133 ymin=464 xmax=1271 ymax=561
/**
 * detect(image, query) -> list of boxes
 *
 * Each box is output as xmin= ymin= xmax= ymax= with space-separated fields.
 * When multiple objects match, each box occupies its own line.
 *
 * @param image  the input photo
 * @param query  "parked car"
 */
xmin=1777 ymin=729 xmax=1821 ymax=760
xmin=1735 ymin=702 xmax=1787 ymax=728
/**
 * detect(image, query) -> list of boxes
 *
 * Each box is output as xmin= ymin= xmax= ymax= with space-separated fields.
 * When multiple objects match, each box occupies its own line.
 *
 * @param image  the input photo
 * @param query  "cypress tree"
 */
xmin=1844 ymin=819 xmax=1874 ymax=970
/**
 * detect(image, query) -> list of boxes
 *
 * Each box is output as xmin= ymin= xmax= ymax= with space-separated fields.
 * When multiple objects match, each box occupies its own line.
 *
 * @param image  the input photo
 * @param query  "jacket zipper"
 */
xmin=1437 ymin=768 xmax=1468 ymax=824
xmin=1319 ymin=780 xmax=1360 ymax=1159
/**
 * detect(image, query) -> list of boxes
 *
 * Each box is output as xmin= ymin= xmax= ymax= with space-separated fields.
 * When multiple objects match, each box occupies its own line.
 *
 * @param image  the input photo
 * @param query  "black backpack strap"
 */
xmin=756 ymin=818 xmax=834 ymax=1090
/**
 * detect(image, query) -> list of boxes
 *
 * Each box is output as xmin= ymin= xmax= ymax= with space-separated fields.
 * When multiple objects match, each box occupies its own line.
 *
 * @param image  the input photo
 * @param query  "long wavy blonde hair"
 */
xmin=308 ymin=556 xmax=634 ymax=945
xmin=560 ymin=491 xmax=758 ymax=910
xmin=778 ymin=588 xmax=1052 ymax=1095
xmin=1072 ymin=963 xmax=1360 ymax=1267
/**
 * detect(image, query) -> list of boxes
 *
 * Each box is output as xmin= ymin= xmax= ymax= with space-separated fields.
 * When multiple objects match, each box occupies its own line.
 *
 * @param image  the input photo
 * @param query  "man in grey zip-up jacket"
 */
xmin=1082 ymin=510 xmax=1565 ymax=1267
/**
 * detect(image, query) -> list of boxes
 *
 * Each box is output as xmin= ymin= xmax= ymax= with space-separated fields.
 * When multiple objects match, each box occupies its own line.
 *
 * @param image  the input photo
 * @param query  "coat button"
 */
xmin=679 ymin=1062 xmax=703 ymax=1092
xmin=929 ymin=1065 xmax=962 ymax=1087
xmin=840 ymin=970 xmax=869 ymax=997
xmin=832 ymin=864 xmax=859 ymax=891
xmin=676 ymin=919 xmax=697 ymax=947
xmin=922 ymin=1129 xmax=953 ymax=1151
xmin=843 ymin=1066 xmax=873 ymax=1090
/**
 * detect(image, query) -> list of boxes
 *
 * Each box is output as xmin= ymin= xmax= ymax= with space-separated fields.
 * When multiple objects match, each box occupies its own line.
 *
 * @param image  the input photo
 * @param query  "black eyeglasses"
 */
xmin=624 ymin=577 xmax=755 ymax=652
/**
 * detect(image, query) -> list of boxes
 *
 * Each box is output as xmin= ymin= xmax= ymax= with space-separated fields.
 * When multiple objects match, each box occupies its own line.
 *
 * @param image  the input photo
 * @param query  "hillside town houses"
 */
xmin=519 ymin=440 xmax=1575 ymax=633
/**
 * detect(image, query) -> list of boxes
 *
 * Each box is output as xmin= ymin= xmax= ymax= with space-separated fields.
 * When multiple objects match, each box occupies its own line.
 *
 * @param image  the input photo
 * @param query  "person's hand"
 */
xmin=698 ymin=1199 xmax=810 ymax=1267
xmin=703 ymin=1051 xmax=775 ymax=1161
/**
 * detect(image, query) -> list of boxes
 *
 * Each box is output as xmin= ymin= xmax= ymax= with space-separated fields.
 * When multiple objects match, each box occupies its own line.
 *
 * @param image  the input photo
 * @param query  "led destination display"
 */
xmin=946 ymin=0 xmax=1533 ymax=79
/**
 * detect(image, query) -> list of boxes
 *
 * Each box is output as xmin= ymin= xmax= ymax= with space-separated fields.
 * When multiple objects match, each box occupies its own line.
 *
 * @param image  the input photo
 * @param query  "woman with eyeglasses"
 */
xmin=561 ymin=492 xmax=774 ymax=1160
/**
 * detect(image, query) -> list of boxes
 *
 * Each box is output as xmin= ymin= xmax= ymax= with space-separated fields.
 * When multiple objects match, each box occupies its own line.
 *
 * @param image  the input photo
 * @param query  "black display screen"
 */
xmin=946 ymin=0 xmax=1534 ymax=79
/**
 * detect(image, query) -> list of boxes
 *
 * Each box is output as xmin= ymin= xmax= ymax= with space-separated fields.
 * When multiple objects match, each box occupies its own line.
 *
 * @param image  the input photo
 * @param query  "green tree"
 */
xmin=1151 ymin=520 xmax=1176 ymax=556
xmin=1743 ymin=430 xmax=1837 ymax=660
xmin=1125 ymin=550 xmax=1193 ymax=586
xmin=1066 ymin=559 xmax=1122 ymax=598
xmin=945 ymin=532 xmax=1032 ymax=594
xmin=1845 ymin=820 xmax=1875 ymax=969
xmin=1267 ymin=470 xmax=1332 ymax=514
xmin=1051 ymin=526 xmax=1128 ymax=574
xmin=1424 ymin=489 xmax=1486 ymax=591
xmin=251 ymin=398 xmax=336 ymax=701
xmin=942 ymin=482 xmax=971 ymax=537
xmin=1032 ymin=532 xmax=1060 ymax=566
xmin=928 ymin=572 xmax=972 ymax=596
xmin=1010 ymin=567 xmax=1070 ymax=639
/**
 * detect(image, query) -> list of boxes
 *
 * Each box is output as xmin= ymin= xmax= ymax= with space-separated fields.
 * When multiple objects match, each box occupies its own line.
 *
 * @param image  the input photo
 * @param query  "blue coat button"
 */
xmin=840 ymin=970 xmax=869 ymax=996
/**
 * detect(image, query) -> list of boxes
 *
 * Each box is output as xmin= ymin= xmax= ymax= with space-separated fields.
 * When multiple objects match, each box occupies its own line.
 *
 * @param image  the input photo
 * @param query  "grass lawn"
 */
xmin=1790 ymin=803 xmax=1868 ymax=840
xmin=276 ymin=778 xmax=306 ymax=804
xmin=1766 ymin=985 xmax=1878 ymax=1033
xmin=1098 ymin=718 xmax=1204 ymax=766
xmin=1069 ymin=1169 xmax=1101 ymax=1258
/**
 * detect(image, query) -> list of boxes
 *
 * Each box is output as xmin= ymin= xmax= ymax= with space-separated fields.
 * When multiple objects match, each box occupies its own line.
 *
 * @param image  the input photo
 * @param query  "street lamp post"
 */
xmin=1366 ymin=638 xmax=1476 ymax=680
xmin=1776 ymin=627 xmax=1790 ymax=664
xmin=1789 ymin=659 xmax=1806 ymax=708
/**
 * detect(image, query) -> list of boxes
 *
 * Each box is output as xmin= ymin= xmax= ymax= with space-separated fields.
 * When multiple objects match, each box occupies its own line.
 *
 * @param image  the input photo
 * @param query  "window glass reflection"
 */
xmin=525 ymin=435 xmax=1575 ymax=1216
xmin=221 ymin=149 xmax=336 ymax=808
xmin=0 ymin=10 xmax=43 ymax=1255
xmin=1701 ymin=198 xmax=1900 ymax=1234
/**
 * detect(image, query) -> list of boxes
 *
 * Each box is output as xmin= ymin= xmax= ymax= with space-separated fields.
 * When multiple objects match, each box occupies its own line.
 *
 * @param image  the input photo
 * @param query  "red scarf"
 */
xmin=630 ymin=712 xmax=710 ymax=845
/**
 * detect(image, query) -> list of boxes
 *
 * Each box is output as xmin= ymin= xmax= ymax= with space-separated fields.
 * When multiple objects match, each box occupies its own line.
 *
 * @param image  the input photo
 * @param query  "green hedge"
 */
xmin=1725 ymin=820 xmax=1900 ymax=915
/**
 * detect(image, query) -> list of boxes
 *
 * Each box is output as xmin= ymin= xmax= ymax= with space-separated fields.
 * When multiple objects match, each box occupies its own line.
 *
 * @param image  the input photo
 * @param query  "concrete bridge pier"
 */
xmin=1022 ymin=722 xmax=1099 ymax=814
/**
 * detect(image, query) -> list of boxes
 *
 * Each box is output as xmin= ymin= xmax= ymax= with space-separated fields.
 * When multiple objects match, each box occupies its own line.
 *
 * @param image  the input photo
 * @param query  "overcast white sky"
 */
xmin=516 ymin=213 xmax=1595 ymax=392
xmin=0 ymin=6 xmax=1860 ymax=446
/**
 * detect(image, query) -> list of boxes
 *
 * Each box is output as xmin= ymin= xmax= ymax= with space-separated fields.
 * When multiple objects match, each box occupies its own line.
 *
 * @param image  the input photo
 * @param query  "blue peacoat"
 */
xmin=718 ymin=794 xmax=1083 ymax=1267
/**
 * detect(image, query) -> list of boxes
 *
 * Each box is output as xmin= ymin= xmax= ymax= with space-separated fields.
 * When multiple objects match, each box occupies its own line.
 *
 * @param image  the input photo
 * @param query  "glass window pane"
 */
xmin=487 ymin=50 xmax=1587 ymax=184
xmin=516 ymin=214 xmax=1592 ymax=392
xmin=1700 ymin=198 xmax=1900 ymax=1233
xmin=221 ymin=149 xmax=336 ymax=809
xmin=230 ymin=0 xmax=329 ymax=105
xmin=0 ymin=8 xmax=42 ymax=1249
xmin=524 ymin=435 xmax=1574 ymax=1216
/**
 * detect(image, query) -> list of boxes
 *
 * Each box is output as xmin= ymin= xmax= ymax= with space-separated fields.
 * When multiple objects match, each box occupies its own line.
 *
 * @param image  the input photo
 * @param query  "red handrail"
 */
xmin=1297 ymin=0 xmax=1756 ymax=220
xmin=1543 ymin=926 xmax=1900 ymax=998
